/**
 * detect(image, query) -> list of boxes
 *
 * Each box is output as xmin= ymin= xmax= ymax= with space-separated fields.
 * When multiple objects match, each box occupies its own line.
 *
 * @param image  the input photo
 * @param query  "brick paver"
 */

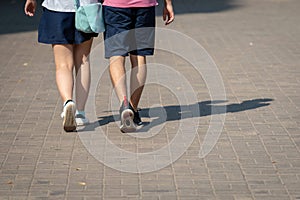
xmin=1 ymin=0 xmax=300 ymax=199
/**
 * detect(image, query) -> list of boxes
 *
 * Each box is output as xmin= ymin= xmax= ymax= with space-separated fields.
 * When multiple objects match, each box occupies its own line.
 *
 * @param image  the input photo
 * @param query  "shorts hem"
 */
xmin=105 ymin=52 xmax=154 ymax=59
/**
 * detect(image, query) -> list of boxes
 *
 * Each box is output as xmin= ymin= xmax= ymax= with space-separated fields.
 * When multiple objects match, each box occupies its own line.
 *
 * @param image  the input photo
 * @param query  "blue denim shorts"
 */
xmin=38 ymin=8 xmax=98 ymax=44
xmin=103 ymin=6 xmax=156 ymax=58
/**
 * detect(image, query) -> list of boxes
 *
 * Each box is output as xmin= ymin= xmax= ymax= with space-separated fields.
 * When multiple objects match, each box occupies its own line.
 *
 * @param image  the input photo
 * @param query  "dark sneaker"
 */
xmin=61 ymin=100 xmax=77 ymax=132
xmin=119 ymin=98 xmax=136 ymax=133
xmin=129 ymin=103 xmax=142 ymax=126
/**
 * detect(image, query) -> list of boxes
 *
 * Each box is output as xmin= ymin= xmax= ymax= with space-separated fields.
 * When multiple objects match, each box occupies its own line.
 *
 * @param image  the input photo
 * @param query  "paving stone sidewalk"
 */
xmin=0 ymin=0 xmax=300 ymax=199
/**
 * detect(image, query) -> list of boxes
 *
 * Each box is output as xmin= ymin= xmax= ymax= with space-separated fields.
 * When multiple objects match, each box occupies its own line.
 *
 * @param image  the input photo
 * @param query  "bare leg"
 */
xmin=130 ymin=55 xmax=147 ymax=111
xmin=109 ymin=56 xmax=127 ymax=103
xmin=74 ymin=39 xmax=93 ymax=111
xmin=52 ymin=44 xmax=74 ymax=103
xmin=53 ymin=44 xmax=76 ymax=131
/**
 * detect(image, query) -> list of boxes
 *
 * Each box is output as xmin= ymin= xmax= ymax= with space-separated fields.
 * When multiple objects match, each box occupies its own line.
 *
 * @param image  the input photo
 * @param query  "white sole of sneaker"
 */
xmin=120 ymin=109 xmax=136 ymax=133
xmin=63 ymin=102 xmax=76 ymax=132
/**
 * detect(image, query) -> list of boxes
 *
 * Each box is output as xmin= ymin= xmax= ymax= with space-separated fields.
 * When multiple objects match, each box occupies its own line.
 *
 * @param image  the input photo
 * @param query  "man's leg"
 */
xmin=130 ymin=6 xmax=155 ymax=111
xmin=109 ymin=56 xmax=127 ymax=102
xmin=129 ymin=55 xmax=147 ymax=111
xmin=109 ymin=55 xmax=137 ymax=132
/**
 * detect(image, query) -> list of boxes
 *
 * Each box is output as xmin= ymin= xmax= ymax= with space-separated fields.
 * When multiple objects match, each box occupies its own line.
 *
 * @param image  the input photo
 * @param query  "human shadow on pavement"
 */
xmin=78 ymin=98 xmax=273 ymax=132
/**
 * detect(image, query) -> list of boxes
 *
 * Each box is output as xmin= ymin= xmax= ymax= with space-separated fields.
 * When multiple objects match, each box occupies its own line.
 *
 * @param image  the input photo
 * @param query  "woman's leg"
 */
xmin=52 ymin=44 xmax=74 ymax=102
xmin=52 ymin=44 xmax=77 ymax=131
xmin=74 ymin=39 xmax=93 ymax=111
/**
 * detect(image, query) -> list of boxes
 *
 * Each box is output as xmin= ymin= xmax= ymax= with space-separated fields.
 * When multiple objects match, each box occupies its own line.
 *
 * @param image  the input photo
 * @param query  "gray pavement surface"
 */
xmin=1 ymin=0 xmax=300 ymax=199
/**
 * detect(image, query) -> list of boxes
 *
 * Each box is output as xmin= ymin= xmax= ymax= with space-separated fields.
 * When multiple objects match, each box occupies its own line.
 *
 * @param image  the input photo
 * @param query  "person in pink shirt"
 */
xmin=102 ymin=0 xmax=174 ymax=133
xmin=103 ymin=0 xmax=158 ymax=8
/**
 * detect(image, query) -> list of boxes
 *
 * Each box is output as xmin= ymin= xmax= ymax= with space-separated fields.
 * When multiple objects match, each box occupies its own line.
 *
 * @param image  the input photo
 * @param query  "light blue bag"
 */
xmin=74 ymin=0 xmax=105 ymax=33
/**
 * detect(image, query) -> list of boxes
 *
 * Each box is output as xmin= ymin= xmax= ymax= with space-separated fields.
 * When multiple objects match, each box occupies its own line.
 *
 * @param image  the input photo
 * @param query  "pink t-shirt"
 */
xmin=103 ymin=0 xmax=158 ymax=8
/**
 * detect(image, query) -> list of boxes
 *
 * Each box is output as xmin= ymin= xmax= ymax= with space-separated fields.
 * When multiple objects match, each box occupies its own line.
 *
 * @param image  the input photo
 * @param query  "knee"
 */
xmin=56 ymin=62 xmax=74 ymax=71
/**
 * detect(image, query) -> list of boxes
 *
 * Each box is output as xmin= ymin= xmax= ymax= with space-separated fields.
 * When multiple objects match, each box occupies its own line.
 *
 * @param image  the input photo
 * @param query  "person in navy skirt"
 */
xmin=24 ymin=0 xmax=98 ymax=131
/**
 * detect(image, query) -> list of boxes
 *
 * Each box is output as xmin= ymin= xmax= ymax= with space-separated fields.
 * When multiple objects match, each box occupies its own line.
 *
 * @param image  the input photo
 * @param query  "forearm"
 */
xmin=164 ymin=0 xmax=172 ymax=6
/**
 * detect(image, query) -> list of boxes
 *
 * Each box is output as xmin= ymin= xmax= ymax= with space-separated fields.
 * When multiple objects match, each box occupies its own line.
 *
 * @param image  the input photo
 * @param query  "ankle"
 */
xmin=63 ymin=99 xmax=74 ymax=107
xmin=76 ymin=110 xmax=86 ymax=116
xmin=129 ymin=102 xmax=138 ymax=112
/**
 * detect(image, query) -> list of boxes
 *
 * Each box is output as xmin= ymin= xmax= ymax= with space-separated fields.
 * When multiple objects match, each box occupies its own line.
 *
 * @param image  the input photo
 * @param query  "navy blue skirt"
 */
xmin=38 ymin=8 xmax=98 ymax=44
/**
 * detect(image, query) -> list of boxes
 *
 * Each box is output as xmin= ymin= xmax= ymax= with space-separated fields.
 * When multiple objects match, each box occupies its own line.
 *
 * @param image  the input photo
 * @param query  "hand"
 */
xmin=163 ymin=2 xmax=174 ymax=25
xmin=24 ymin=0 xmax=37 ymax=17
